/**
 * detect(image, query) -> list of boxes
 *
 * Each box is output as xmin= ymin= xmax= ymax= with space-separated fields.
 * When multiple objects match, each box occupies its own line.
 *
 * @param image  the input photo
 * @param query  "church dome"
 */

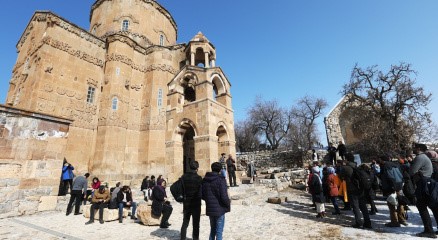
xmin=89 ymin=0 xmax=177 ymax=46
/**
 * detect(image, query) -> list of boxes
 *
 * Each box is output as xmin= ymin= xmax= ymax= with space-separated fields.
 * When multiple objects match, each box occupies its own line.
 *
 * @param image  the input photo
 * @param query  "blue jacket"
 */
xmin=62 ymin=165 xmax=74 ymax=180
xmin=201 ymin=172 xmax=230 ymax=217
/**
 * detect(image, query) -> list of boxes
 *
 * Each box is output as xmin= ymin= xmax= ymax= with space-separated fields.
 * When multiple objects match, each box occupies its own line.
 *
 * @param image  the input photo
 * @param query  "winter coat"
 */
xmin=181 ymin=171 xmax=203 ymax=210
xmin=91 ymin=189 xmax=110 ymax=204
xmin=201 ymin=172 xmax=230 ymax=217
xmin=151 ymin=185 xmax=167 ymax=216
xmin=340 ymin=162 xmax=361 ymax=196
xmin=62 ymin=165 xmax=74 ymax=180
xmin=309 ymin=174 xmax=325 ymax=203
xmin=327 ymin=174 xmax=339 ymax=197
xmin=116 ymin=190 xmax=133 ymax=204
xmin=141 ymin=178 xmax=149 ymax=191
xmin=92 ymin=181 xmax=101 ymax=190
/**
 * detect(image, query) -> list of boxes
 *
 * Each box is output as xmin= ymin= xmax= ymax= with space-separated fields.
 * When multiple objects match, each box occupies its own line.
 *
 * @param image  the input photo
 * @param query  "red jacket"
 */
xmin=327 ymin=174 xmax=339 ymax=197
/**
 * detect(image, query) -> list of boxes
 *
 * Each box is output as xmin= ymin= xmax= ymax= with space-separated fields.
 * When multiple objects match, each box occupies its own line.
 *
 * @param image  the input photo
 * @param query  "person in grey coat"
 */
xmin=66 ymin=173 xmax=90 ymax=215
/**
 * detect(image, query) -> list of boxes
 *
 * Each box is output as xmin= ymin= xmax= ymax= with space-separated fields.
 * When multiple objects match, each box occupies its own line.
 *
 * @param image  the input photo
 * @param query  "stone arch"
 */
xmin=216 ymin=122 xmax=230 ymax=158
xmin=195 ymin=47 xmax=206 ymax=67
xmin=174 ymin=119 xmax=198 ymax=173
xmin=174 ymin=118 xmax=198 ymax=142
xmin=181 ymin=72 xmax=198 ymax=103
xmin=211 ymin=74 xmax=227 ymax=98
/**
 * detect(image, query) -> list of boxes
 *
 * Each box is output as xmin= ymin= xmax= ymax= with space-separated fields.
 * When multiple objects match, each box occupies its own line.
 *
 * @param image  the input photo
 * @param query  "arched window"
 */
xmin=157 ymin=88 xmax=163 ymax=107
xmin=160 ymin=34 xmax=164 ymax=46
xmin=122 ymin=20 xmax=129 ymax=31
xmin=184 ymin=86 xmax=196 ymax=103
xmin=112 ymin=97 xmax=118 ymax=110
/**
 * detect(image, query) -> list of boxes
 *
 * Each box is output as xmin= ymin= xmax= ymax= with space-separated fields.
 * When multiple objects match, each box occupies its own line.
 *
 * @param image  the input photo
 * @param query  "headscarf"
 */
xmin=327 ymin=167 xmax=336 ymax=175
xmin=312 ymin=167 xmax=322 ymax=185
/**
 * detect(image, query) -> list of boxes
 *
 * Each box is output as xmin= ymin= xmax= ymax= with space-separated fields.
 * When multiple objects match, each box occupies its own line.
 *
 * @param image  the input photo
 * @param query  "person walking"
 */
xmin=66 ymin=173 xmax=90 ymax=216
xmin=202 ymin=162 xmax=230 ymax=240
xmin=410 ymin=143 xmax=438 ymax=238
xmin=180 ymin=160 xmax=203 ymax=240
xmin=226 ymin=154 xmax=237 ymax=187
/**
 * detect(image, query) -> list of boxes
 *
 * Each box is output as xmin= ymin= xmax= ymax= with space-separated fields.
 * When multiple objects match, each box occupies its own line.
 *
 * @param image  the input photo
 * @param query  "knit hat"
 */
xmin=427 ymin=151 xmax=437 ymax=159
xmin=312 ymin=166 xmax=320 ymax=174
xmin=327 ymin=167 xmax=336 ymax=175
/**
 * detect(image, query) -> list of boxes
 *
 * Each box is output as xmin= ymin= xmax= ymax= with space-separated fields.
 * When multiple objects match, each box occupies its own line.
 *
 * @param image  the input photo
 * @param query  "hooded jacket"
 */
xmin=201 ymin=172 xmax=230 ymax=217
xmin=182 ymin=170 xmax=202 ymax=210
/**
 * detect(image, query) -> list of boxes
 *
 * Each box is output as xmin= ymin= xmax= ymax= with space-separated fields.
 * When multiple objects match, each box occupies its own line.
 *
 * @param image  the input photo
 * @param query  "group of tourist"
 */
xmin=62 ymin=155 xmax=233 ymax=240
xmin=309 ymin=142 xmax=438 ymax=239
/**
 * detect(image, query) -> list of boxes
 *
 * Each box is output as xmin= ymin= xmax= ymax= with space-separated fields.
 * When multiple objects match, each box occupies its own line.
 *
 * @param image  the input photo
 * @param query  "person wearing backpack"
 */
xmin=410 ymin=144 xmax=437 ymax=238
xmin=358 ymin=164 xmax=378 ymax=215
xmin=340 ymin=153 xmax=372 ymax=229
xmin=180 ymin=160 xmax=203 ymax=240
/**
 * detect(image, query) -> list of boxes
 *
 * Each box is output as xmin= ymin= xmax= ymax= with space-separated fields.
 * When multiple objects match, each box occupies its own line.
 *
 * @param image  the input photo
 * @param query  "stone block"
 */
xmin=38 ymin=196 xmax=58 ymax=212
xmin=137 ymin=203 xmax=161 ymax=226
xmin=82 ymin=204 xmax=129 ymax=222
xmin=19 ymin=178 xmax=41 ymax=190
xmin=267 ymin=197 xmax=281 ymax=204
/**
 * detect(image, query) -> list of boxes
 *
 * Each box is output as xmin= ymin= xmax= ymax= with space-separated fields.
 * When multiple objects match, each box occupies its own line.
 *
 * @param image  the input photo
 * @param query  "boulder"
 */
xmin=38 ymin=196 xmax=58 ymax=212
xmin=136 ymin=204 xmax=161 ymax=226
xmin=267 ymin=197 xmax=281 ymax=204
xmin=83 ymin=204 xmax=129 ymax=222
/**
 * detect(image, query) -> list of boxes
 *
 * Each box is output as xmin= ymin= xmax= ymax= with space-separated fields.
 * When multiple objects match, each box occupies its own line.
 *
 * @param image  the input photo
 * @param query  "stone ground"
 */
xmin=0 ymin=185 xmax=434 ymax=240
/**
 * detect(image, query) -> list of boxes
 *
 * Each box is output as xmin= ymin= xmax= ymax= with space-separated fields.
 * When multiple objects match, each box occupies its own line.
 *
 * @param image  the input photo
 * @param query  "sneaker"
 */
xmin=131 ymin=216 xmax=137 ymax=220
xmin=85 ymin=220 xmax=94 ymax=225
xmin=99 ymin=220 xmax=104 ymax=224
xmin=416 ymin=232 xmax=437 ymax=238
xmin=385 ymin=222 xmax=401 ymax=227
xmin=119 ymin=219 xmax=123 ymax=223
xmin=66 ymin=210 xmax=72 ymax=216
xmin=399 ymin=221 xmax=408 ymax=226
xmin=160 ymin=225 xmax=169 ymax=229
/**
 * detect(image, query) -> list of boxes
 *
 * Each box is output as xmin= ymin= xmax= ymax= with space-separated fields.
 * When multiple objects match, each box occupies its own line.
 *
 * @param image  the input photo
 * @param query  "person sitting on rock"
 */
xmin=86 ymin=185 xmax=110 ymax=225
xmin=151 ymin=180 xmax=173 ymax=228
xmin=108 ymin=182 xmax=121 ymax=209
xmin=117 ymin=185 xmax=137 ymax=223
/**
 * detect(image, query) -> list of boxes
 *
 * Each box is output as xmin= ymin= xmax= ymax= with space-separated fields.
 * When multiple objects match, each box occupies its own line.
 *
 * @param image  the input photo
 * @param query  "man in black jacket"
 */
xmin=180 ymin=160 xmax=203 ymax=240
xmin=340 ymin=153 xmax=371 ymax=229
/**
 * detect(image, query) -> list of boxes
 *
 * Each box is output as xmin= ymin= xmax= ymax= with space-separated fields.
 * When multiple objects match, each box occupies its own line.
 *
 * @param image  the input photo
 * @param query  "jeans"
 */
xmin=330 ymin=196 xmax=340 ymax=213
xmin=66 ymin=190 xmax=83 ymax=214
xmin=209 ymin=214 xmax=225 ymax=240
xmin=90 ymin=202 xmax=108 ymax=221
xmin=118 ymin=202 xmax=137 ymax=220
xmin=349 ymin=194 xmax=371 ymax=227
xmin=180 ymin=206 xmax=201 ymax=240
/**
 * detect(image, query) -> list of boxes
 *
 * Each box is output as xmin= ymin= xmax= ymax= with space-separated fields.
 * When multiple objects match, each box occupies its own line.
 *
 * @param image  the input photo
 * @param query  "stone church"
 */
xmin=4 ymin=0 xmax=236 ymax=183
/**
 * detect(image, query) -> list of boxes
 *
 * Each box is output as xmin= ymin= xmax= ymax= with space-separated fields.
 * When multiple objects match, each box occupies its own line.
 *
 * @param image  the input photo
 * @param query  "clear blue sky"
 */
xmin=1 ymin=1 xmax=437 ymax=145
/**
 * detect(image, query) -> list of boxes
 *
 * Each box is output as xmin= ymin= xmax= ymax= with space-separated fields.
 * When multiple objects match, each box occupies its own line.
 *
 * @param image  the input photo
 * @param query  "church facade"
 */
xmin=5 ymin=0 xmax=236 ymax=183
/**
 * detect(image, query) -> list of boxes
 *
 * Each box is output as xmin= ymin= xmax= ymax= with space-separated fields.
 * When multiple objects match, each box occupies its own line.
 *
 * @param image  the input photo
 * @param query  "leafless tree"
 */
xmin=290 ymin=96 xmax=328 ymax=150
xmin=342 ymin=63 xmax=432 ymax=155
xmin=248 ymin=96 xmax=291 ymax=150
xmin=235 ymin=120 xmax=260 ymax=152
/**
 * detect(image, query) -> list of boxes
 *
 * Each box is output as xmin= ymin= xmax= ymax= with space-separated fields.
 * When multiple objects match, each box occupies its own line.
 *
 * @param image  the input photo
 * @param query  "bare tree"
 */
xmin=248 ymin=96 xmax=291 ymax=150
xmin=290 ymin=96 xmax=328 ymax=150
xmin=342 ymin=63 xmax=432 ymax=155
xmin=235 ymin=120 xmax=260 ymax=152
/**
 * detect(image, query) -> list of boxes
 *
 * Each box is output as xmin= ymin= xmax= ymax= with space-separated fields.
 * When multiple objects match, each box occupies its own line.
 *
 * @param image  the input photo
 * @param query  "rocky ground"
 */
xmin=0 ymin=184 xmax=433 ymax=240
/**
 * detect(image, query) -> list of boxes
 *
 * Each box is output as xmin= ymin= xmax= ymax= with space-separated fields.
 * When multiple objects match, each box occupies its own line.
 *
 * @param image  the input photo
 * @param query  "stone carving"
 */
xmin=106 ymin=53 xmax=177 ymax=74
xmin=42 ymin=37 xmax=104 ymax=67
xmin=18 ymin=12 xmax=105 ymax=49
xmin=87 ymin=78 xmax=98 ymax=87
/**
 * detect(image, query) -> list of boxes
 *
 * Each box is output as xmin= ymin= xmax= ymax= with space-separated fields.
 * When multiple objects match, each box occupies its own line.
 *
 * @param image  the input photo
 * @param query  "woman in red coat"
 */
xmin=327 ymin=167 xmax=341 ymax=215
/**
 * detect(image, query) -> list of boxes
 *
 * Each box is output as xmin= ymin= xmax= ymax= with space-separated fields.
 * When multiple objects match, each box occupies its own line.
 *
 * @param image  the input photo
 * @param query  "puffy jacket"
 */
xmin=181 ymin=171 xmax=202 ymax=209
xmin=201 ymin=172 xmax=230 ymax=217
xmin=91 ymin=189 xmax=110 ymax=203
xmin=62 ymin=165 xmax=74 ymax=180
xmin=328 ymin=174 xmax=339 ymax=197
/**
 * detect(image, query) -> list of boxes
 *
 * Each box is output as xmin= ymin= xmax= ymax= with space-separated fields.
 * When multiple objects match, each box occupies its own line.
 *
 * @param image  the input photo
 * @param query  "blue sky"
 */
xmin=0 ymin=1 xmax=437 ymax=145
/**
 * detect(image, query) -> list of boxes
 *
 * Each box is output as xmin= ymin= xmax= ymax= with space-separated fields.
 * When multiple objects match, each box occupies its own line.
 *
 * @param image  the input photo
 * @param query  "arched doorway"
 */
xmin=182 ymin=124 xmax=196 ymax=174
xmin=216 ymin=125 xmax=229 ymax=158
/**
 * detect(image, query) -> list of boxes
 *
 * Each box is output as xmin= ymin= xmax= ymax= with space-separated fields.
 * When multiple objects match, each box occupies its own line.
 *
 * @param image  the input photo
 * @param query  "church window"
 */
xmin=87 ymin=86 xmax=96 ymax=104
xmin=157 ymin=88 xmax=163 ymax=107
xmin=112 ymin=97 xmax=118 ymax=111
xmin=160 ymin=34 xmax=164 ymax=46
xmin=122 ymin=20 xmax=129 ymax=31
xmin=116 ymin=67 xmax=120 ymax=76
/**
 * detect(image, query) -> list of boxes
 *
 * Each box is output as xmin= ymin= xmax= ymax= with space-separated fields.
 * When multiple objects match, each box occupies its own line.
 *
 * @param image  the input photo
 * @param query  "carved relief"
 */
xmin=18 ymin=12 xmax=105 ymax=49
xmin=87 ymin=78 xmax=98 ymax=87
xmin=106 ymin=53 xmax=177 ymax=74
xmin=42 ymin=36 xmax=104 ymax=67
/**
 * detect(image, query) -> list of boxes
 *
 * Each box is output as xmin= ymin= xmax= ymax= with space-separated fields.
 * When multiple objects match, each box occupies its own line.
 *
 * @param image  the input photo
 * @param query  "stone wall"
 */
xmin=236 ymin=150 xmax=308 ymax=170
xmin=0 ymin=105 xmax=71 ymax=218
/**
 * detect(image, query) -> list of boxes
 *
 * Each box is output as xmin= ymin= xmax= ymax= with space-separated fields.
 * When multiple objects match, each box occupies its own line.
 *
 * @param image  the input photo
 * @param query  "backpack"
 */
xmin=352 ymin=168 xmax=372 ymax=191
xmin=170 ymin=177 xmax=185 ymax=203
xmin=424 ymin=178 xmax=438 ymax=209
xmin=381 ymin=164 xmax=403 ymax=195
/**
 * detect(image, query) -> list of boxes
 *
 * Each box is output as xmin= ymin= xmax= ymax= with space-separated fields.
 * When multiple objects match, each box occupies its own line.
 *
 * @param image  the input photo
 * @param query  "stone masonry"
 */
xmin=0 ymin=105 xmax=71 ymax=218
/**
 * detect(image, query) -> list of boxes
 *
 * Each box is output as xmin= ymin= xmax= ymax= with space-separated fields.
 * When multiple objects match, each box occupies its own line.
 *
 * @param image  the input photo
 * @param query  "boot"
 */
xmin=85 ymin=220 xmax=94 ymax=225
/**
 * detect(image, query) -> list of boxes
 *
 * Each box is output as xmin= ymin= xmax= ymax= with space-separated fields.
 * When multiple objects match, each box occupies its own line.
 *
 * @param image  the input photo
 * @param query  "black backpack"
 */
xmin=352 ymin=168 xmax=372 ymax=191
xmin=170 ymin=177 xmax=185 ymax=203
